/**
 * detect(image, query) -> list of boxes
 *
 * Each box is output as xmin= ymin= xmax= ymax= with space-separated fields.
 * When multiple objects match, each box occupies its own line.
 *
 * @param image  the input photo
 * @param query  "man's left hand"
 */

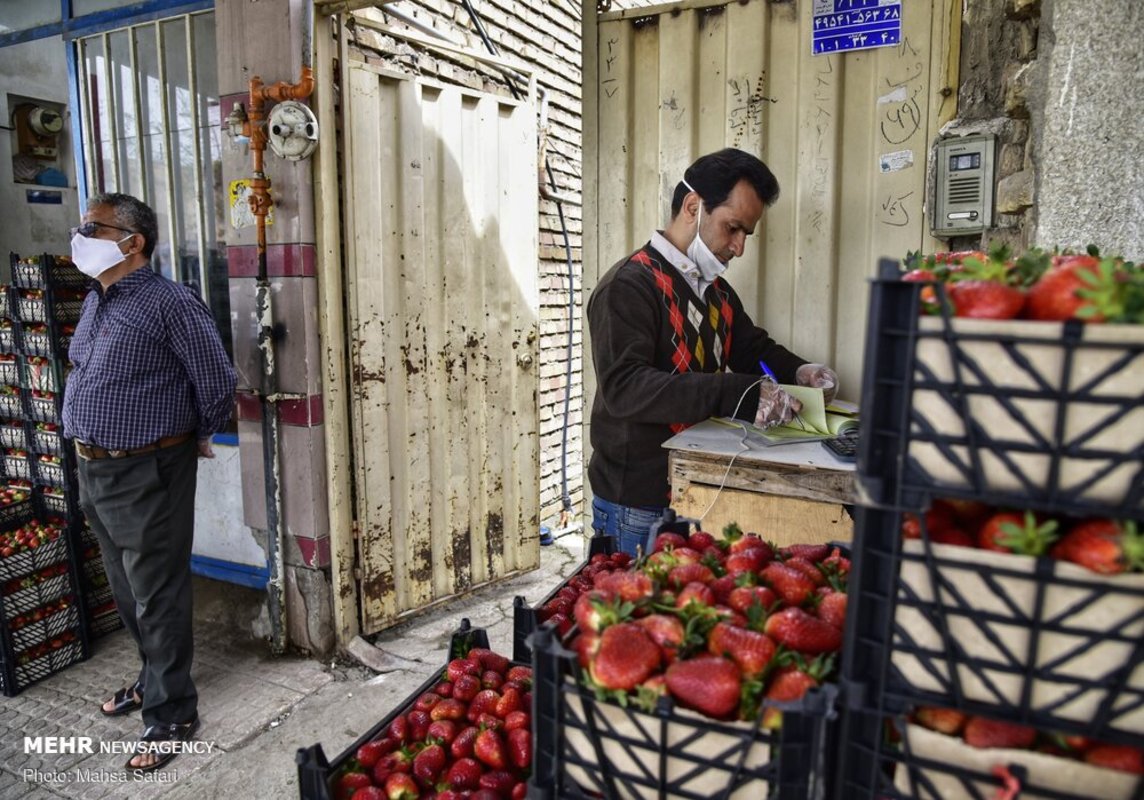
xmin=198 ymin=439 xmax=215 ymax=458
xmin=796 ymin=363 xmax=839 ymax=405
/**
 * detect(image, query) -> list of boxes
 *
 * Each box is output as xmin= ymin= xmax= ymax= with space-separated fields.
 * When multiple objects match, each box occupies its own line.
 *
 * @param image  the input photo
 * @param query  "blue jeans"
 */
xmin=591 ymin=496 xmax=666 ymax=557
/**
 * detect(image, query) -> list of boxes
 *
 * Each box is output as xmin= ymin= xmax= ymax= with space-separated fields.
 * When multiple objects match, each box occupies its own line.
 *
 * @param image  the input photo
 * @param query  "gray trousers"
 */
xmin=77 ymin=438 xmax=199 ymax=727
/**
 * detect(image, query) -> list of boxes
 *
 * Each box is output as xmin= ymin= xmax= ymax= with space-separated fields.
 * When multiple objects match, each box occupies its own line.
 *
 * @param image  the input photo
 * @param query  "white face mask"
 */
xmin=70 ymin=232 xmax=132 ymax=278
xmin=681 ymin=179 xmax=727 ymax=285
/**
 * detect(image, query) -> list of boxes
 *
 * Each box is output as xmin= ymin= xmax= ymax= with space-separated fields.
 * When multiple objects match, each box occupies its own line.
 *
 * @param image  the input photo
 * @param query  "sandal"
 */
xmin=100 ymin=681 xmax=144 ymax=717
xmin=125 ymin=717 xmax=200 ymax=773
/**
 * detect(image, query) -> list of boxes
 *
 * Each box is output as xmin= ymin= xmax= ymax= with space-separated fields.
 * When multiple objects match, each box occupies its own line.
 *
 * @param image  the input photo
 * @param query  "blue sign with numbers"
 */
xmin=812 ymin=0 xmax=902 ymax=55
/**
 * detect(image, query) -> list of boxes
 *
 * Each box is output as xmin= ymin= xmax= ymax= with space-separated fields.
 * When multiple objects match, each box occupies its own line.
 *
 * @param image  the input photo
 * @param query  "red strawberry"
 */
xmin=596 ymin=570 xmax=654 ymax=602
xmin=784 ymin=557 xmax=827 ymax=587
xmin=977 ymin=510 xmax=1059 ymax=556
xmin=449 ymin=726 xmax=480 ymax=759
xmin=1051 ymin=519 xmax=1144 ymax=574
xmin=337 ymin=771 xmax=373 ymax=800
xmin=651 ymin=532 xmax=686 ymax=552
xmin=452 ymin=673 xmax=481 ymax=702
xmin=351 ymin=787 xmax=386 ymax=800
xmin=707 ymin=622 xmax=776 ymax=677
xmin=609 ymin=551 xmax=633 ymax=568
xmin=930 ymin=527 xmax=976 ymax=548
xmin=506 ymin=726 xmax=531 ymax=770
xmin=634 ymin=613 xmax=685 ymax=663
xmin=728 ymin=585 xmax=778 ymax=615
xmin=413 ymin=691 xmax=442 ymax=712
xmin=781 ymin=543 xmax=831 ymax=562
xmin=761 ymin=562 xmax=816 ymax=607
xmin=467 ymin=689 xmax=501 ymax=722
xmin=709 ymin=574 xmax=739 ymax=605
xmin=356 ymin=738 xmax=396 ymax=769
xmin=764 ymin=607 xmax=842 ymax=654
xmin=675 ymin=581 xmax=715 ymax=608
xmin=474 ymin=728 xmax=508 ymax=770
xmin=547 ymin=612 xmax=572 ymax=636
xmin=505 ymin=665 xmax=532 ymax=684
xmin=388 ymin=714 xmax=410 ymax=743
xmin=446 ymin=658 xmax=480 ymax=683
xmin=446 ymin=757 xmax=483 ymax=791
xmin=665 ymin=655 xmax=741 ymax=720
xmin=725 ymin=548 xmax=770 ymax=575
xmin=816 ymin=590 xmax=847 ymax=629
xmin=432 ymin=680 xmax=454 ymax=698
xmin=495 ymin=686 xmax=523 ymax=718
xmin=1025 ymin=254 xmax=1104 ymax=321
xmin=573 ymin=591 xmax=624 ymax=634
xmin=728 ymin=531 xmax=770 ymax=555
xmin=914 ymin=706 xmax=967 ymax=735
xmin=479 ymin=770 xmax=517 ymax=797
xmin=425 ymin=719 xmax=459 ymax=744
xmin=386 ymin=778 xmax=423 ymax=800
xmin=430 ymin=698 xmax=467 ymax=722
xmin=503 ymin=709 xmax=530 ymax=731
xmin=688 ymin=531 xmax=718 ymax=551
xmin=962 ymin=716 xmax=1037 ymax=749
xmin=468 ymin=647 xmax=511 ymax=675
xmin=761 ymin=666 xmax=820 ymax=728
xmin=411 ymin=743 xmax=447 ymax=786
xmin=406 ymin=709 xmax=431 ymax=741
xmin=667 ymin=563 xmax=715 ymax=589
xmin=588 ymin=622 xmax=661 ymax=690
xmin=948 ymin=280 xmax=1025 ymax=319
xmin=820 ymin=547 xmax=851 ymax=580
xmin=481 ymin=669 xmax=505 ymax=690
xmin=1084 ymin=743 xmax=1144 ymax=774
xmin=572 ymin=631 xmax=599 ymax=667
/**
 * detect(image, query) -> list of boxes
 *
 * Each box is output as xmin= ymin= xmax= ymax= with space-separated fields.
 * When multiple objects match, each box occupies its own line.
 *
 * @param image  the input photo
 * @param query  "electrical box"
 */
xmin=13 ymin=103 xmax=65 ymax=159
xmin=931 ymin=134 xmax=995 ymax=237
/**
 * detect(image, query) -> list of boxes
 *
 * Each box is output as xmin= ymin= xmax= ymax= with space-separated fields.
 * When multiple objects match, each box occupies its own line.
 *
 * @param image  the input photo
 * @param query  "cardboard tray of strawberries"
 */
xmin=296 ymin=619 xmax=534 ymax=800
xmin=858 ymin=258 xmax=1144 ymax=519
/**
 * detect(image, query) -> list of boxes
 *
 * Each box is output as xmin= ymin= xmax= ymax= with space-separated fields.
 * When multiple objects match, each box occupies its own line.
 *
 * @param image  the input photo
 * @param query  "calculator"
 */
xmin=821 ymin=429 xmax=859 ymax=462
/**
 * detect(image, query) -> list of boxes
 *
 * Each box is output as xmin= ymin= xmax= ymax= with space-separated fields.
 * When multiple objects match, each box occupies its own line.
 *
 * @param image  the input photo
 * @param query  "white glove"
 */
xmin=796 ymin=363 xmax=839 ymax=405
xmin=754 ymin=382 xmax=802 ymax=429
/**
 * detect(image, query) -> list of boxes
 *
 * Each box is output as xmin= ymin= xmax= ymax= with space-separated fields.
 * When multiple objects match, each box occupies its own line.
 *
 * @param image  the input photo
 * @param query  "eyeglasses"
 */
xmin=70 ymin=221 xmax=137 ymax=238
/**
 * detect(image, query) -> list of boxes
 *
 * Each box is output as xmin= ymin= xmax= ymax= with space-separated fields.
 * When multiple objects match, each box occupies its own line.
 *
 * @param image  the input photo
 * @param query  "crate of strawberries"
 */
xmin=859 ymin=250 xmax=1144 ymax=517
xmin=0 ymin=519 xmax=67 ymax=581
xmin=528 ymin=523 xmax=846 ymax=800
xmin=296 ymin=620 xmax=534 ymax=800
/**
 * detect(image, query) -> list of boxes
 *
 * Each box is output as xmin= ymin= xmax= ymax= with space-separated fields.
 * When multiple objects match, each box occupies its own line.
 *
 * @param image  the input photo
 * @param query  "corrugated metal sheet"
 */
xmin=589 ymin=0 xmax=958 ymax=396
xmin=342 ymin=62 xmax=541 ymax=633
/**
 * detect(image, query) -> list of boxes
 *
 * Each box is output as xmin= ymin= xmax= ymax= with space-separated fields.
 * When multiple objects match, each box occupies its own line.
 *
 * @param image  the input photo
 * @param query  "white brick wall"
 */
xmin=344 ymin=1 xmax=584 ymax=530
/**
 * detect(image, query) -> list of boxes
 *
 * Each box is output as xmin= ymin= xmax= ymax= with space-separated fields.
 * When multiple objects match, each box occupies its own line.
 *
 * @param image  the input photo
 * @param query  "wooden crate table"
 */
xmin=664 ymin=419 xmax=857 ymax=547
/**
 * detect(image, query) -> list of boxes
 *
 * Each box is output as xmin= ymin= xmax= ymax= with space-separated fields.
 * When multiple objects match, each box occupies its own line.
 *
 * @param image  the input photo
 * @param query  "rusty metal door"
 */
xmin=588 ymin=0 xmax=958 ymax=398
xmin=342 ymin=63 xmax=541 ymax=633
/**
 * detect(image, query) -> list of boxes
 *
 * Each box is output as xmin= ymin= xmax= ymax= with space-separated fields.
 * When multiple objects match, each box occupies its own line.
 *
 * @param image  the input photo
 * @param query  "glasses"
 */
xmin=70 ymin=221 xmax=137 ymax=238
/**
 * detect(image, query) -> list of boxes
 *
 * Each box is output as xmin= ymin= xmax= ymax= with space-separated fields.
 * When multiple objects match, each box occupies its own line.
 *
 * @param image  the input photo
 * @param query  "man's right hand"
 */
xmin=754 ymin=382 xmax=802 ymax=429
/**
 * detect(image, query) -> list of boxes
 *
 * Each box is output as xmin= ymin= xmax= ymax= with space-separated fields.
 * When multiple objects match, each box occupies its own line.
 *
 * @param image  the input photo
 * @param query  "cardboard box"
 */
xmin=892 ymin=540 xmax=1144 ymax=735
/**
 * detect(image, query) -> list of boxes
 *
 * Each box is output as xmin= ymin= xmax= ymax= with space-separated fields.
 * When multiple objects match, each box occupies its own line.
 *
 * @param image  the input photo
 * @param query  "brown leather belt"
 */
xmin=75 ymin=433 xmax=194 ymax=461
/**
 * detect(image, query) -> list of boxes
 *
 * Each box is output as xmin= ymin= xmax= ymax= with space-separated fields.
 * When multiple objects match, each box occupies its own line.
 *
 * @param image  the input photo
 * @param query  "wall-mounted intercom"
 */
xmin=931 ymin=134 xmax=996 ymax=237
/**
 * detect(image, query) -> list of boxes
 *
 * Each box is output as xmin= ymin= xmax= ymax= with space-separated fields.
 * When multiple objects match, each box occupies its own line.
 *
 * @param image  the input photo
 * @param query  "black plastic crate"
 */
xmin=16 ymin=320 xmax=73 ymax=360
xmin=0 ymin=495 xmax=34 ymax=533
xmin=0 ymin=319 xmax=16 ymax=355
xmin=0 ymin=529 xmax=67 ymax=581
xmin=11 ymin=287 xmax=85 ymax=325
xmin=0 ymin=635 xmax=84 ymax=697
xmin=19 ymin=355 xmax=64 ymax=394
xmin=527 ymin=626 xmax=838 ymax=800
xmin=9 ymin=600 xmax=80 ymax=652
xmin=32 ymin=450 xmax=73 ymax=488
xmin=24 ymin=391 xmax=61 ymax=426
xmin=835 ymin=709 xmax=1144 ymax=800
xmin=10 ymin=254 xmax=87 ymax=291
xmin=857 ymin=259 xmax=1144 ymax=519
xmin=0 ymin=355 xmax=18 ymax=387
xmin=89 ymin=609 xmax=123 ymax=639
xmin=648 ymin=506 xmax=702 ymax=549
xmin=37 ymin=484 xmax=79 ymax=520
xmin=0 ymin=388 xmax=22 ymax=420
xmin=29 ymin=423 xmax=63 ymax=457
xmin=295 ymin=618 xmax=503 ymax=800
xmin=839 ymin=505 xmax=1144 ymax=747
xmin=2 ymin=566 xmax=74 ymax=618
xmin=0 ymin=420 xmax=28 ymax=450
xmin=2 ymin=450 xmax=33 ymax=482
xmin=512 ymin=534 xmax=620 ymax=663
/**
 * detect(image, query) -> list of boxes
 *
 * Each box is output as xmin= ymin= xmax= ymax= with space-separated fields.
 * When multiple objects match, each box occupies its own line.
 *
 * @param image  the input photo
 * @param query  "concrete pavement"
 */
xmin=0 ymin=534 xmax=585 ymax=799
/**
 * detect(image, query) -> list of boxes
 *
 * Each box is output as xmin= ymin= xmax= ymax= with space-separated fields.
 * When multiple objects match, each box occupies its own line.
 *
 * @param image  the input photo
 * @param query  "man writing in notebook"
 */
xmin=587 ymin=148 xmax=838 ymax=556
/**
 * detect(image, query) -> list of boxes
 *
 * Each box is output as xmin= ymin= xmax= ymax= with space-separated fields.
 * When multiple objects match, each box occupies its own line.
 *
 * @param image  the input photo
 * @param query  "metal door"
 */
xmin=342 ymin=63 xmax=541 ymax=632
xmin=588 ymin=0 xmax=958 ymax=396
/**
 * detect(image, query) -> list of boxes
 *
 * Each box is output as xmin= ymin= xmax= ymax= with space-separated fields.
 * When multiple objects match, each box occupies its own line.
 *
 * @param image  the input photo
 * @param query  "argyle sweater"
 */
xmin=588 ymin=243 xmax=807 ymax=507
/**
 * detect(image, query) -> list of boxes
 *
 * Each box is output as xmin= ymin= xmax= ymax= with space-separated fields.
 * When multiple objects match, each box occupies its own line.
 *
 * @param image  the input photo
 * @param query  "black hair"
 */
xmin=670 ymin=148 xmax=780 ymax=218
xmin=86 ymin=192 xmax=158 ymax=259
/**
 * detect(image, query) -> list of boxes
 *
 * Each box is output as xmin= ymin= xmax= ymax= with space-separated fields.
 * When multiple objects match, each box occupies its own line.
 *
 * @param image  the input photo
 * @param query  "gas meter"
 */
xmin=931 ymin=134 xmax=996 ymax=237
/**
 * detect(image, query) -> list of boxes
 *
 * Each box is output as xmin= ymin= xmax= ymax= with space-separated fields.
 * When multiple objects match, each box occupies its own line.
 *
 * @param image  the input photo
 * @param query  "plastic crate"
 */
xmin=16 ymin=321 xmax=72 ymax=360
xmin=37 ymin=485 xmax=78 ymax=519
xmin=0 ymin=420 xmax=28 ymax=450
xmin=512 ymin=534 xmax=619 ymax=663
xmin=32 ymin=453 xmax=70 ymax=487
xmin=839 ymin=506 xmax=1144 ymax=746
xmin=19 ymin=356 xmax=63 ymax=394
xmin=0 ymin=496 xmax=34 ymax=533
xmin=0 ymin=390 xmax=22 ymax=420
xmin=12 ymin=289 xmax=85 ymax=325
xmin=0 ymin=532 xmax=67 ymax=582
xmin=295 ymin=619 xmax=500 ymax=800
xmin=88 ymin=609 xmax=123 ymax=639
xmin=30 ymin=424 xmax=63 ymax=456
xmin=857 ymin=259 xmax=1144 ymax=519
xmin=10 ymin=255 xmax=87 ymax=291
xmin=527 ymin=626 xmax=838 ymax=800
xmin=9 ymin=601 xmax=80 ymax=652
xmin=24 ymin=392 xmax=60 ymax=425
xmin=0 ymin=357 xmax=18 ymax=386
xmin=2 ymin=452 xmax=32 ymax=481
xmin=2 ymin=570 xmax=74 ymax=617
xmin=0 ymin=636 xmax=84 ymax=697
xmin=836 ymin=710 xmax=1144 ymax=800
xmin=0 ymin=320 xmax=16 ymax=355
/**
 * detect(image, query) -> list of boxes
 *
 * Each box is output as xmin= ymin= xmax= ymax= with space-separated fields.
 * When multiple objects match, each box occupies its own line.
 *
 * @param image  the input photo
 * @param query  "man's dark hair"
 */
xmin=670 ymin=148 xmax=780 ymax=217
xmin=87 ymin=192 xmax=158 ymax=259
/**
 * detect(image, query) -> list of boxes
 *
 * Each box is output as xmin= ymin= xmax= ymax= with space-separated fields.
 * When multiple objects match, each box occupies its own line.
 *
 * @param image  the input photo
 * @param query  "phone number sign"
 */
xmin=812 ymin=0 xmax=902 ymax=55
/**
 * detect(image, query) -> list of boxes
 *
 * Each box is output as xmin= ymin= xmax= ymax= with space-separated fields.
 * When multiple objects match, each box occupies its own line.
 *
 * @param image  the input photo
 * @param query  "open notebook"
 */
xmin=714 ymin=384 xmax=859 ymax=445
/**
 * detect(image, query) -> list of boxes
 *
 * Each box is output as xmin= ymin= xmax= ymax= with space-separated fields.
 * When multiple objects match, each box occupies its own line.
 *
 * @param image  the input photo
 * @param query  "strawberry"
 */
xmin=728 ymin=585 xmax=778 ymax=615
xmin=505 ymin=665 xmax=532 ymax=684
xmin=336 ymin=770 xmax=373 ymax=800
xmin=651 ymin=532 xmax=686 ymax=552
xmin=474 ymin=728 xmax=508 ymax=770
xmin=386 ymin=778 xmax=423 ymax=800
xmin=634 ymin=614 xmax=685 ymax=663
xmin=760 ymin=562 xmax=816 ymax=607
xmin=506 ymin=726 xmax=531 ymax=770
xmin=707 ymin=622 xmax=776 ymax=677
xmin=479 ymin=770 xmax=518 ymax=797
xmin=350 ymin=787 xmax=386 ymax=800
xmin=665 ymin=655 xmax=741 ymax=720
xmin=388 ymin=715 xmax=410 ymax=743
xmin=724 ymin=547 xmax=771 ymax=575
xmin=430 ymin=698 xmax=467 ymax=722
xmin=452 ymin=673 xmax=481 ymax=702
xmin=446 ymin=757 xmax=483 ymax=791
xmin=432 ymin=680 xmax=454 ymax=698
xmin=446 ymin=657 xmax=480 ymax=683
xmin=709 ymin=574 xmax=739 ymax=604
xmin=914 ymin=706 xmax=967 ymax=735
xmin=356 ymin=738 xmax=397 ymax=769
xmin=503 ymin=709 xmax=529 ymax=731
xmin=595 ymin=570 xmax=654 ymax=602
xmin=783 ymin=557 xmax=827 ymax=587
xmin=977 ymin=510 xmax=1059 ymax=556
xmin=449 ymin=726 xmax=480 ymax=759
xmin=572 ymin=631 xmax=600 ymax=667
xmin=573 ymin=591 xmax=630 ymax=633
xmin=675 ymin=581 xmax=715 ymax=608
xmin=425 ymin=719 xmax=459 ymax=744
xmin=413 ymin=691 xmax=442 ymax=712
xmin=962 ymin=716 xmax=1037 ymax=749
xmin=1025 ymin=253 xmax=1106 ymax=321
xmin=760 ymin=665 xmax=820 ymax=729
xmin=781 ymin=543 xmax=831 ymax=562
xmin=1084 ymin=743 xmax=1144 ymax=774
xmin=466 ymin=690 xmax=501 ymax=722
xmin=468 ymin=647 xmax=511 ymax=675
xmin=588 ymin=622 xmax=661 ymax=690
xmin=764 ymin=607 xmax=842 ymax=654
xmin=547 ymin=612 xmax=572 ymax=636
xmin=947 ymin=281 xmax=1025 ymax=319
xmin=406 ymin=709 xmax=431 ymax=741
xmin=688 ymin=530 xmax=718 ymax=551
xmin=411 ymin=742 xmax=447 ymax=786
xmin=816 ymin=590 xmax=847 ymax=629
xmin=667 ymin=563 xmax=715 ymax=589
xmin=495 ymin=686 xmax=523 ymax=718
xmin=1051 ymin=519 xmax=1144 ymax=574
xmin=481 ymin=669 xmax=505 ymax=690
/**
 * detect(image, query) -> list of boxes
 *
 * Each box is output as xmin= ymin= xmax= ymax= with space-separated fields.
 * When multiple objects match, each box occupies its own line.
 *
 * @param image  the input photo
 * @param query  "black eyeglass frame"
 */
xmin=70 ymin=221 xmax=138 ymax=238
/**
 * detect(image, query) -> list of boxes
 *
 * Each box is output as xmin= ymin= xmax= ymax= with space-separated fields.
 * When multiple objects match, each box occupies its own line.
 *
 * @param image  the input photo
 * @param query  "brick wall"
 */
xmin=343 ymin=0 xmax=584 ymax=530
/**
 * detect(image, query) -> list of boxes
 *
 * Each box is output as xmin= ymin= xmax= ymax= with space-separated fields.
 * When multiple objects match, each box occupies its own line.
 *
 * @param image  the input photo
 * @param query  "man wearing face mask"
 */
xmin=587 ymin=148 xmax=839 ymax=556
xmin=62 ymin=193 xmax=236 ymax=772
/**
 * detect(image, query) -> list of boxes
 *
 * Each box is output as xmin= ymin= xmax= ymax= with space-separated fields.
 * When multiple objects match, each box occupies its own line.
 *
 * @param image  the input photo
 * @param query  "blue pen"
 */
xmin=758 ymin=359 xmax=778 ymax=383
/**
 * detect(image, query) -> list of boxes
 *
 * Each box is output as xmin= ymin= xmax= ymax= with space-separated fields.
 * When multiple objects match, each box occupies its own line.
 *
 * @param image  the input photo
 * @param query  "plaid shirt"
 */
xmin=62 ymin=269 xmax=237 ymax=450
